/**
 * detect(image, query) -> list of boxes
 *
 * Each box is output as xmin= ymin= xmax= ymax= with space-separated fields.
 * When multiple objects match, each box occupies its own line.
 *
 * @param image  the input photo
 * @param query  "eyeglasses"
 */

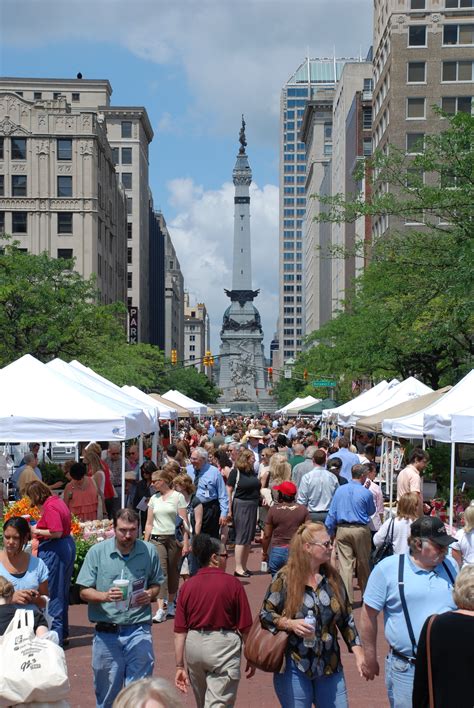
xmin=308 ymin=540 xmax=333 ymax=549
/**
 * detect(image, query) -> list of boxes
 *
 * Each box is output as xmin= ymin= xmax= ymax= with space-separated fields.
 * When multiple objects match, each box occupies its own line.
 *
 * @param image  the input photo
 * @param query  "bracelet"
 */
xmin=176 ymin=664 xmax=185 ymax=669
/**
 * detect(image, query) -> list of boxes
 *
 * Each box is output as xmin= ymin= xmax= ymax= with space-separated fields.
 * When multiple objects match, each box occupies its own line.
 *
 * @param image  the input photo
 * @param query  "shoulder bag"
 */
xmin=426 ymin=614 xmax=437 ymax=708
xmin=371 ymin=517 xmax=395 ymax=567
xmin=243 ymin=612 xmax=288 ymax=673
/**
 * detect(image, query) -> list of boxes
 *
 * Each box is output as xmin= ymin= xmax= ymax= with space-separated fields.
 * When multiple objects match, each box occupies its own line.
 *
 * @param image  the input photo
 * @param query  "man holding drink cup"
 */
xmin=77 ymin=509 xmax=163 ymax=708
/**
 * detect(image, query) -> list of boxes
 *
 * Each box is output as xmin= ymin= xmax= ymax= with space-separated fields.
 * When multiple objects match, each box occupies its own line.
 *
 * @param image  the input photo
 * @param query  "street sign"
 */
xmin=312 ymin=380 xmax=336 ymax=388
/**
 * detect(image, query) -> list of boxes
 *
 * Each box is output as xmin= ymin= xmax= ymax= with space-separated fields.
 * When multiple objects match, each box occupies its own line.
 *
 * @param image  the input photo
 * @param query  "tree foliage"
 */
xmin=298 ymin=113 xmax=473 ymax=391
xmin=162 ymin=364 xmax=221 ymax=405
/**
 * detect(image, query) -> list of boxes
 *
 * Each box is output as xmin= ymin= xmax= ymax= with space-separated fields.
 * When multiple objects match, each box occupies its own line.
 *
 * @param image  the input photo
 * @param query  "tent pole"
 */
xmin=139 ymin=434 xmax=144 ymax=466
xmin=151 ymin=431 xmax=158 ymax=466
xmin=389 ymin=439 xmax=395 ymax=514
xmin=449 ymin=442 xmax=455 ymax=529
xmin=349 ymin=428 xmax=353 ymax=444
xmin=422 ymin=436 xmax=426 ymax=451
xmin=75 ymin=445 xmax=79 ymax=462
xmin=121 ymin=442 xmax=126 ymax=508
xmin=380 ymin=437 xmax=385 ymax=486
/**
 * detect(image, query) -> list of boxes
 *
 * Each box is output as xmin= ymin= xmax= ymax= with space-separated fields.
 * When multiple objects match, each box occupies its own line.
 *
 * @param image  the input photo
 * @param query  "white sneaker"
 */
xmin=153 ymin=609 xmax=166 ymax=623
xmin=167 ymin=602 xmax=176 ymax=618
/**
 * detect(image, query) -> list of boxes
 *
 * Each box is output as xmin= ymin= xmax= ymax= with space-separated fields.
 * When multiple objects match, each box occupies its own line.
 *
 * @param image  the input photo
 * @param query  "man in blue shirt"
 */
xmin=328 ymin=437 xmax=360 ymax=482
xmin=360 ymin=516 xmax=457 ymax=708
xmin=77 ymin=508 xmax=163 ymax=708
xmin=187 ymin=447 xmax=228 ymax=539
xmin=325 ymin=463 xmax=375 ymax=603
xmin=12 ymin=451 xmax=42 ymax=499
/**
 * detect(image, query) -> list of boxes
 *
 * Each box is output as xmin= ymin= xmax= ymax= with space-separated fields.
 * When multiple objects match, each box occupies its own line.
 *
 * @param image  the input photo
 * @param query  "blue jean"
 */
xmin=38 ymin=535 xmax=75 ymax=645
xmin=92 ymin=623 xmax=154 ymax=708
xmin=385 ymin=653 xmax=415 ymax=708
xmin=274 ymin=657 xmax=348 ymax=708
xmin=269 ymin=546 xmax=289 ymax=577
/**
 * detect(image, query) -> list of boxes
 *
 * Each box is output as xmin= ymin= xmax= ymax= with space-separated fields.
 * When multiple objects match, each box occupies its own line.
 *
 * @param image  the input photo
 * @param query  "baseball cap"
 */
xmin=410 ymin=516 xmax=456 ymax=546
xmin=273 ymin=480 xmax=297 ymax=497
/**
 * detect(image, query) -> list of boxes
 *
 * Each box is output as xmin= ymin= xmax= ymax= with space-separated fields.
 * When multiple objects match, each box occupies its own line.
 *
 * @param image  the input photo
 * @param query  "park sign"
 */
xmin=312 ymin=380 xmax=336 ymax=388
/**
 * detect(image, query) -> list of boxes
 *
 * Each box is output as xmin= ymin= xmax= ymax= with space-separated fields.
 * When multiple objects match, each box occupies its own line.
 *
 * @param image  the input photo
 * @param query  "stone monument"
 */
xmin=218 ymin=117 xmax=271 ymax=413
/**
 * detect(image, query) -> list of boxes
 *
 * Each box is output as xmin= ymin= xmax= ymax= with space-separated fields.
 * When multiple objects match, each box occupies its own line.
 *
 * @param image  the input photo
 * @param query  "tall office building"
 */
xmin=0 ymin=78 xmax=155 ymax=342
xmin=277 ymin=59 xmax=348 ymax=370
xmin=183 ymin=293 xmax=210 ymax=375
xmin=372 ymin=0 xmax=474 ymax=238
xmin=0 ymin=86 xmax=127 ymax=304
xmin=159 ymin=211 xmax=185 ymax=359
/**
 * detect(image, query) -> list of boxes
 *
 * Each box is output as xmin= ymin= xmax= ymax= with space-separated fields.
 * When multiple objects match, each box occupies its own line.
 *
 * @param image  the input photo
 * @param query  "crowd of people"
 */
xmin=1 ymin=417 xmax=473 ymax=708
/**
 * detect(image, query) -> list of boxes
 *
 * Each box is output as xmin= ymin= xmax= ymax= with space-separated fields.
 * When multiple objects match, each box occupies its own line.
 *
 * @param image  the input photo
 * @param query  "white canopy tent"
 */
xmin=341 ymin=377 xmax=432 ymax=429
xmin=321 ymin=380 xmax=394 ymax=423
xmin=382 ymin=370 xmax=474 ymax=440
xmin=451 ymin=409 xmax=474 ymax=444
xmin=161 ymin=390 xmax=208 ymax=416
xmin=46 ymin=358 xmax=155 ymax=434
xmin=0 ymin=355 xmax=144 ymax=441
xmin=275 ymin=396 xmax=319 ymax=415
xmin=122 ymin=386 xmax=178 ymax=421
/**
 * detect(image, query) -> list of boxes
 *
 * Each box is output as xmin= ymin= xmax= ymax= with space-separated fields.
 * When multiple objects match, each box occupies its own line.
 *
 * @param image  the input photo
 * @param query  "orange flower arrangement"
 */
xmin=3 ymin=497 xmax=41 ymax=522
xmin=70 ymin=516 xmax=82 ymax=538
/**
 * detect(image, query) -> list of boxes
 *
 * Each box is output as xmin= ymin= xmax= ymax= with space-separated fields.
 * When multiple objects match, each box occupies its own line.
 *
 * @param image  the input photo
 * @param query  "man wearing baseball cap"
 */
xmin=245 ymin=428 xmax=265 ymax=474
xmin=360 ymin=515 xmax=458 ymax=707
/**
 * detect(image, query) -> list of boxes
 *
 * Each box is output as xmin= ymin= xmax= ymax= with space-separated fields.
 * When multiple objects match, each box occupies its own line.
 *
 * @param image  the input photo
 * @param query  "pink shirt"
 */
xmin=396 ymin=464 xmax=422 ymax=499
xmin=365 ymin=479 xmax=384 ymax=531
xmin=36 ymin=495 xmax=72 ymax=536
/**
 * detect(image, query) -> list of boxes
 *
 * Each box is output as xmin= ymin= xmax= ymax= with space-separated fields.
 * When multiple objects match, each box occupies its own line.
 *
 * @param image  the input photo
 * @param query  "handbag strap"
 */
xmin=398 ymin=554 xmax=417 ymax=658
xmin=426 ymin=614 xmax=437 ymax=708
xmin=441 ymin=560 xmax=455 ymax=585
xmin=386 ymin=517 xmax=395 ymax=544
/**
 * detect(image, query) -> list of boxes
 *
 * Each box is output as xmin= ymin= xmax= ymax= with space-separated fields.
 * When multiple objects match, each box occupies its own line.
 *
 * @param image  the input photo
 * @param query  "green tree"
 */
xmin=303 ymin=112 xmax=473 ymax=389
xmin=163 ymin=364 xmax=221 ymax=404
xmin=0 ymin=240 xmax=167 ymax=389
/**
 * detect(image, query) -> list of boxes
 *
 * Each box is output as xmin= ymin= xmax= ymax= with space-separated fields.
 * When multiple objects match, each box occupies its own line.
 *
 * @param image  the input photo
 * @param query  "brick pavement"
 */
xmin=65 ymin=547 xmax=389 ymax=707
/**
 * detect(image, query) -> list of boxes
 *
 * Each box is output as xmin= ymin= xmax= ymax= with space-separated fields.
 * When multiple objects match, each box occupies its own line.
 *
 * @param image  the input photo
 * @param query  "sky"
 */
xmin=0 ymin=0 xmax=372 ymax=352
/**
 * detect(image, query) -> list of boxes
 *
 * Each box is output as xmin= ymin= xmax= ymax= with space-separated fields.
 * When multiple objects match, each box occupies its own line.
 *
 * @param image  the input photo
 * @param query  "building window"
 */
xmin=446 ymin=0 xmax=474 ymax=6
xmin=53 ymin=92 xmax=61 ymax=99
xmin=121 ymin=172 xmax=132 ymax=189
xmin=57 ymin=175 xmax=72 ymax=197
xmin=126 ymin=197 xmax=132 ymax=215
xmin=111 ymin=147 xmax=119 ymax=165
xmin=121 ymin=121 xmax=132 ymax=138
xmin=440 ymin=169 xmax=457 ymax=188
xmin=34 ymin=91 xmax=42 ymax=100
xmin=363 ymin=138 xmax=372 ymax=156
xmin=12 ymin=212 xmax=27 ymax=233
xmin=407 ymin=97 xmax=426 ymax=118
xmin=127 ymin=247 xmax=132 ymax=264
xmin=408 ymin=61 xmax=426 ymax=82
xmin=442 ymin=95 xmax=473 ymax=113
xmin=410 ymin=0 xmax=425 ymax=8
xmin=127 ymin=222 xmax=132 ymax=239
xmin=0 ymin=175 xmax=3 ymax=196
xmin=362 ymin=107 xmax=372 ymax=129
xmin=127 ymin=272 xmax=133 ymax=289
xmin=189 ymin=345 xmax=195 ymax=352
xmin=189 ymin=335 xmax=196 ymax=341
xmin=57 ymin=212 xmax=73 ymax=234
xmin=0 ymin=138 xmax=3 ymax=160
xmin=121 ymin=147 xmax=132 ymax=164
xmin=409 ymin=25 xmax=427 ymax=46
xmin=12 ymin=175 xmax=27 ymax=196
xmin=406 ymin=168 xmax=424 ymax=188
xmin=363 ymin=78 xmax=373 ymax=92
xmin=444 ymin=24 xmax=474 ymax=45
xmin=57 ymin=139 xmax=72 ymax=161
xmin=71 ymin=92 xmax=80 ymax=102
xmin=442 ymin=60 xmax=473 ymax=81
xmin=406 ymin=132 xmax=425 ymax=153
xmin=11 ymin=137 xmax=27 ymax=160
xmin=57 ymin=248 xmax=73 ymax=259
xmin=0 ymin=212 xmax=4 ymax=233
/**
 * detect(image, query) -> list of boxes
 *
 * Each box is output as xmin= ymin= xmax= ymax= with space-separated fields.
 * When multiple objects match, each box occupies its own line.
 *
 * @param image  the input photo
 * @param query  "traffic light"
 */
xmin=303 ymin=369 xmax=308 ymax=381
xmin=203 ymin=350 xmax=212 ymax=366
xmin=209 ymin=354 xmax=214 ymax=367
xmin=267 ymin=367 xmax=273 ymax=383
xmin=171 ymin=349 xmax=177 ymax=365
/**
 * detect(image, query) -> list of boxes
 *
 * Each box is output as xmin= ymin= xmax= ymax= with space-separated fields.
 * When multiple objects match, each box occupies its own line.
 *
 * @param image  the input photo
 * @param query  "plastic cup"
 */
xmin=260 ymin=561 xmax=268 ymax=573
xmin=113 ymin=579 xmax=129 ymax=610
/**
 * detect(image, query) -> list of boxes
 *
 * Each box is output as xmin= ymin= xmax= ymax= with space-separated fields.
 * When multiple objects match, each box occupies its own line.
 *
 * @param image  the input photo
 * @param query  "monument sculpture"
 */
xmin=217 ymin=118 xmax=271 ymax=412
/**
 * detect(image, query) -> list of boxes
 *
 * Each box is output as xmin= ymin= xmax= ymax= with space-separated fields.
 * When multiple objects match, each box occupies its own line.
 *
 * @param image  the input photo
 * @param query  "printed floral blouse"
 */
xmin=259 ymin=571 xmax=361 ymax=678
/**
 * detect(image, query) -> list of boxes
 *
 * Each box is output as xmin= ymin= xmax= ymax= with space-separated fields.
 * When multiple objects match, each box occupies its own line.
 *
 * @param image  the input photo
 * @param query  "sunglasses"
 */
xmin=308 ymin=540 xmax=333 ymax=549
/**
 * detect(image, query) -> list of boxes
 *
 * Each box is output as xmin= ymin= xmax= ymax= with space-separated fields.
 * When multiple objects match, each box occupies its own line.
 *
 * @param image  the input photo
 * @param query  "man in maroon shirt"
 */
xmin=174 ymin=534 xmax=255 ymax=705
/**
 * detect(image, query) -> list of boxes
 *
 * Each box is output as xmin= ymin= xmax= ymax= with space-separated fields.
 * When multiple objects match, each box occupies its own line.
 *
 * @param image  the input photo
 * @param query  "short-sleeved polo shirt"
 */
xmin=76 ymin=538 xmax=163 ymax=625
xmin=363 ymin=553 xmax=457 ymax=656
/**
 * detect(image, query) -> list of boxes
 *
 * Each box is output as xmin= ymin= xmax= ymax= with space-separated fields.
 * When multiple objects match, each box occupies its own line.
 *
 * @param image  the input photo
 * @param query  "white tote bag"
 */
xmin=0 ymin=609 xmax=70 ymax=706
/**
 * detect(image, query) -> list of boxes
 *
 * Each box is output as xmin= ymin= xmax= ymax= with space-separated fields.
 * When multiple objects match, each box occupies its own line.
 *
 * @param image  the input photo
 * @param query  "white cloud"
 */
xmin=166 ymin=177 xmax=279 ymax=353
xmin=3 ymin=0 xmax=373 ymax=143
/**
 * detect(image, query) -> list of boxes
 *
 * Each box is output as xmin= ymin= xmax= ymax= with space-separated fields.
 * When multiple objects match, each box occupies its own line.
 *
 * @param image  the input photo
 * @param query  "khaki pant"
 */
xmin=186 ymin=629 xmax=242 ymax=707
xmin=336 ymin=524 xmax=371 ymax=604
xmin=151 ymin=535 xmax=180 ymax=599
